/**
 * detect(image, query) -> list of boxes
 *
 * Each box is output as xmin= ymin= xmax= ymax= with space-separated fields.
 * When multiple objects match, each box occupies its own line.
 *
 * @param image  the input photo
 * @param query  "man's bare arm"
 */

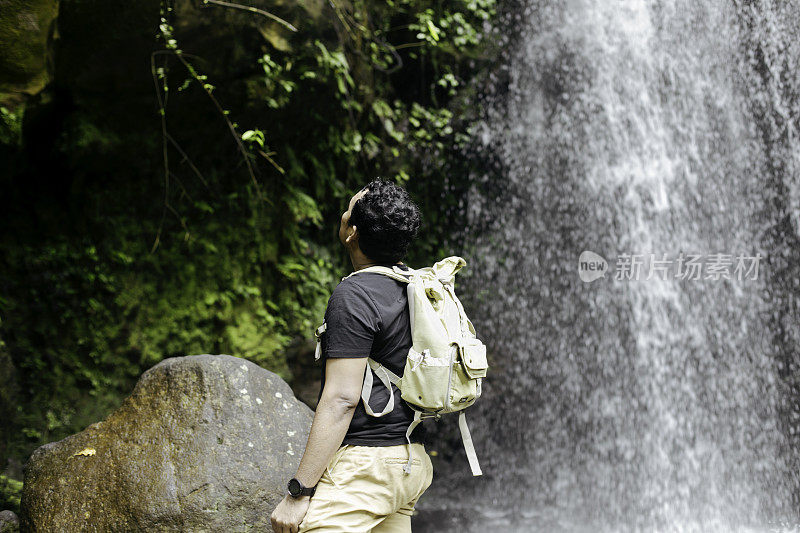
xmin=271 ymin=357 xmax=368 ymax=532
xmin=293 ymin=356 xmax=368 ymax=487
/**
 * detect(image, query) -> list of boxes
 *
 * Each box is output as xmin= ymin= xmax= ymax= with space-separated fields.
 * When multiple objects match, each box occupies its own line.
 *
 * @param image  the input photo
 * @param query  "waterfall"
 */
xmin=419 ymin=1 xmax=800 ymax=531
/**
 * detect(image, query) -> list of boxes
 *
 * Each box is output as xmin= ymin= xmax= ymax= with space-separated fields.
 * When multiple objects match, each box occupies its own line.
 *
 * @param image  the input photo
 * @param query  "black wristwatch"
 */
xmin=287 ymin=477 xmax=316 ymax=498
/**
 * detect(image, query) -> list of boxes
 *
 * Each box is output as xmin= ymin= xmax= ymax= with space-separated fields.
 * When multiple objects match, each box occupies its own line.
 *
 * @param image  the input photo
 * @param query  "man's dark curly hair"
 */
xmin=349 ymin=178 xmax=422 ymax=264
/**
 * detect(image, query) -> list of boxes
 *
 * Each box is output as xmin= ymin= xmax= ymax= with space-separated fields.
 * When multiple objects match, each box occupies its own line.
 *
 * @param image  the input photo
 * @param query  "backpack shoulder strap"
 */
xmin=342 ymin=265 xmax=413 ymax=284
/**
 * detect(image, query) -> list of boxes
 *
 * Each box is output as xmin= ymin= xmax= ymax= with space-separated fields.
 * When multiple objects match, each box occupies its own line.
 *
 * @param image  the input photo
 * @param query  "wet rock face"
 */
xmin=0 ymin=0 xmax=329 ymax=111
xmin=20 ymin=354 xmax=313 ymax=532
xmin=0 ymin=0 xmax=58 ymax=104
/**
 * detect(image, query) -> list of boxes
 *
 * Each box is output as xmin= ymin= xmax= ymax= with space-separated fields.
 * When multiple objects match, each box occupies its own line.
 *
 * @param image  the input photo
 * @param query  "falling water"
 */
xmin=418 ymin=1 xmax=800 ymax=531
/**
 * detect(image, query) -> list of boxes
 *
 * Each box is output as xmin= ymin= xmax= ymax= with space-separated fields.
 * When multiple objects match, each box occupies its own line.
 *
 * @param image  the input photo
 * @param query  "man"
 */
xmin=271 ymin=178 xmax=433 ymax=533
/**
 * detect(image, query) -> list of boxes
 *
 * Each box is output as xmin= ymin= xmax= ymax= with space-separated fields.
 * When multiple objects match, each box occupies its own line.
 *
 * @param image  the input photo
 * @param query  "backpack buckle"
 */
xmin=314 ymin=322 xmax=327 ymax=361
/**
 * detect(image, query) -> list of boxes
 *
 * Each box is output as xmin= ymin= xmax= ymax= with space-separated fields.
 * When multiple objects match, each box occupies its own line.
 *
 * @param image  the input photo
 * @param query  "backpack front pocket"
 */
xmin=443 ymin=340 xmax=486 ymax=410
xmin=448 ymin=357 xmax=478 ymax=410
xmin=400 ymin=347 xmax=451 ymax=411
xmin=460 ymin=339 xmax=488 ymax=379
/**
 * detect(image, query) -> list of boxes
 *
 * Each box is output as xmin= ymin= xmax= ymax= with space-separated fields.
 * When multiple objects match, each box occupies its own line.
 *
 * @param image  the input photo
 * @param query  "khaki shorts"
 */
xmin=298 ymin=443 xmax=434 ymax=533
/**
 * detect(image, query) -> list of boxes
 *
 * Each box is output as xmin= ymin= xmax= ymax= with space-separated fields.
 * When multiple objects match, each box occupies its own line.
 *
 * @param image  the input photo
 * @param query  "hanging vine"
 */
xmin=0 ymin=1 xmax=498 ymax=511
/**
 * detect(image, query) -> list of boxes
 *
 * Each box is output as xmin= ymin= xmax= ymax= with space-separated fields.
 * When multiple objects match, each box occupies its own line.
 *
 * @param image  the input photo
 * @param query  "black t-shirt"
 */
xmin=318 ymin=263 xmax=426 ymax=446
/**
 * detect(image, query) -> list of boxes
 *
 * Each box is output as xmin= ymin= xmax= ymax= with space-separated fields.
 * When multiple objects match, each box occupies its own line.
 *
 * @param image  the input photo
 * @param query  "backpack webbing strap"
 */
xmin=459 ymin=411 xmax=482 ymax=476
xmin=402 ymin=410 xmax=424 ymax=475
xmin=361 ymin=358 xmax=424 ymax=475
xmin=361 ymin=358 xmax=401 ymax=417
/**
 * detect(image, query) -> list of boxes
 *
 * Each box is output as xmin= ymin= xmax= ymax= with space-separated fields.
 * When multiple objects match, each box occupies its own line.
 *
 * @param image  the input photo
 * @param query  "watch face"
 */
xmin=287 ymin=478 xmax=302 ymax=497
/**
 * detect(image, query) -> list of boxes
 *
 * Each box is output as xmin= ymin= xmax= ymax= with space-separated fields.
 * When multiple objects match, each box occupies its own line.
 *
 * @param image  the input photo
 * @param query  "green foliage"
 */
xmin=0 ymin=474 xmax=22 ymax=514
xmin=0 ymin=106 xmax=22 ymax=146
xmin=0 ymin=0 xmax=496 ymax=475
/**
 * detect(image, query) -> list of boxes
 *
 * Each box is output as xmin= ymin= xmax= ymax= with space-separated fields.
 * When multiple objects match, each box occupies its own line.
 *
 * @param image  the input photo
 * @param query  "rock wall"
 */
xmin=0 ymin=0 xmax=328 ymax=109
xmin=0 ymin=0 xmax=58 ymax=106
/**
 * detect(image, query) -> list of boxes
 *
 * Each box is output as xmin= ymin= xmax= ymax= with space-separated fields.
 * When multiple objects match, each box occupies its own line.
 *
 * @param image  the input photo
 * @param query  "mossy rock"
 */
xmin=19 ymin=354 xmax=313 ymax=532
xmin=0 ymin=510 xmax=19 ymax=533
xmin=0 ymin=0 xmax=58 ymax=106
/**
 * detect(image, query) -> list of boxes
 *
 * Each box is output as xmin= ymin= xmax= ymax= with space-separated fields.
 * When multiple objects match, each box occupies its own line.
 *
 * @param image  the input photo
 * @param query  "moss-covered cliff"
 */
xmin=0 ymin=0 xmax=497 ymax=513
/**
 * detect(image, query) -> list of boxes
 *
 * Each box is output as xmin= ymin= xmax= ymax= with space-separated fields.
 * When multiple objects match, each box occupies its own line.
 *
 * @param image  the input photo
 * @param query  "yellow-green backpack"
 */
xmin=314 ymin=256 xmax=488 ymax=476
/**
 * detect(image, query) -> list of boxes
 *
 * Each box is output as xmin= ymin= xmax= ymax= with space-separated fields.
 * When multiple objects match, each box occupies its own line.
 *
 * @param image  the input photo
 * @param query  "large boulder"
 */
xmin=19 ymin=354 xmax=313 ymax=532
